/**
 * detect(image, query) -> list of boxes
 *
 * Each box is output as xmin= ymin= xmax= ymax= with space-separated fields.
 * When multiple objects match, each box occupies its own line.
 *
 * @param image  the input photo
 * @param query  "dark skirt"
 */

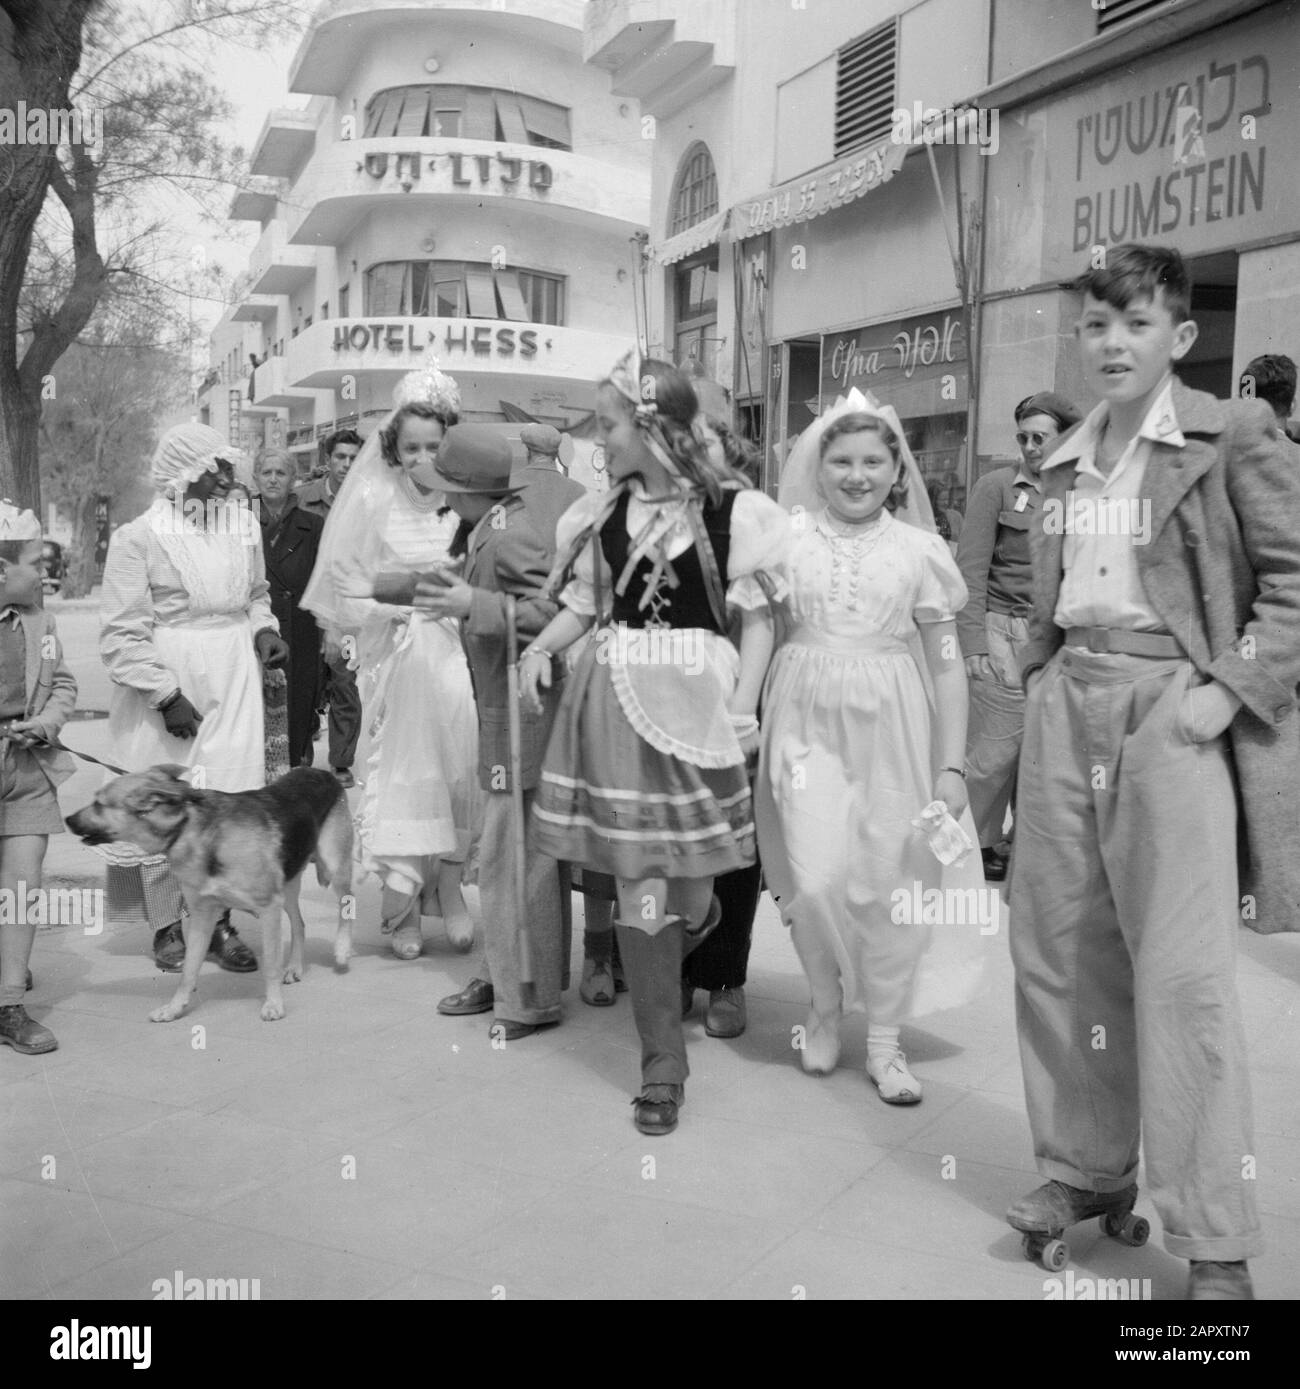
xmin=533 ymin=639 xmax=754 ymax=881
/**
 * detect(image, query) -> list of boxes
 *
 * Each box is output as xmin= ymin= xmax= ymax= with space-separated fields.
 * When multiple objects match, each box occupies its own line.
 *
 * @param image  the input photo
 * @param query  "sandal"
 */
xmin=382 ymin=899 xmax=423 ymax=960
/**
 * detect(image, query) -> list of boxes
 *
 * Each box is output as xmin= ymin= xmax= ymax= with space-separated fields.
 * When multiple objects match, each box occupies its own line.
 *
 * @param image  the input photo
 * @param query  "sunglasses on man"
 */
xmin=1015 ymin=430 xmax=1056 ymax=448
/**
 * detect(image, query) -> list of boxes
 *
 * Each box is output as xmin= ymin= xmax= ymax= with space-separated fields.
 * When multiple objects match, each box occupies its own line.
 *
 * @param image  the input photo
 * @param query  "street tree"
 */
xmin=0 ymin=0 xmax=306 ymax=513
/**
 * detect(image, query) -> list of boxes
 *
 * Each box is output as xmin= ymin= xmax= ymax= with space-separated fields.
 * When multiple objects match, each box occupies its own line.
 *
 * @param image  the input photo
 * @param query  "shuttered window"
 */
xmin=1095 ymin=0 xmax=1170 ymax=30
xmin=363 ymin=86 xmax=570 ymax=149
xmin=494 ymin=270 xmax=532 ymax=322
xmin=364 ymin=262 xmax=565 ymax=324
xmin=834 ymin=20 xmax=897 ymax=157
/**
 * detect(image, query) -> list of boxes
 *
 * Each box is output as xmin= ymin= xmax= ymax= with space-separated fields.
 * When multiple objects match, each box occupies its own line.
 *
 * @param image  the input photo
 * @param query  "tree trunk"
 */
xmin=64 ymin=489 xmax=96 ymax=599
xmin=0 ymin=0 xmax=101 ymax=508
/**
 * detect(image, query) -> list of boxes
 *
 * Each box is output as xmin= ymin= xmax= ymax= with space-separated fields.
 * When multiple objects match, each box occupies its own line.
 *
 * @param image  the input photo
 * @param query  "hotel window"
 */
xmin=363 ymin=85 xmax=571 ymax=149
xmin=669 ymin=144 xmax=718 ymax=236
xmin=337 ymin=284 xmax=350 ymax=318
xmin=364 ymin=261 xmax=565 ymax=324
xmin=834 ymin=19 xmax=897 ymax=156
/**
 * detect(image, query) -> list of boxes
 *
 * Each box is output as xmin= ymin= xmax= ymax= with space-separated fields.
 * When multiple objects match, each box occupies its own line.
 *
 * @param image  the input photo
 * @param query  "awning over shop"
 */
xmin=727 ymin=137 xmax=907 ymax=238
xmin=648 ymin=210 xmax=728 ymax=265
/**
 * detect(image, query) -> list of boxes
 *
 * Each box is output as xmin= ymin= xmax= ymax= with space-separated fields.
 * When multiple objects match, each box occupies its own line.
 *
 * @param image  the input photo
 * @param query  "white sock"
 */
xmin=866 ymin=1024 xmax=902 ymax=1062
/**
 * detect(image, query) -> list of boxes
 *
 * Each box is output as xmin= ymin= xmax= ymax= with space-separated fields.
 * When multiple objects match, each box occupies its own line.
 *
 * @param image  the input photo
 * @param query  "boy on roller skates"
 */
xmin=1008 ymin=243 xmax=1300 ymax=1300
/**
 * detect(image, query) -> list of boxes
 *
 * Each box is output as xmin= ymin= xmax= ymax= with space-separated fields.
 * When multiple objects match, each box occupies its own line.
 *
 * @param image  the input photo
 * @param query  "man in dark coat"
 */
xmin=256 ymin=451 xmax=325 ymax=767
xmin=297 ymin=428 xmax=362 ymax=785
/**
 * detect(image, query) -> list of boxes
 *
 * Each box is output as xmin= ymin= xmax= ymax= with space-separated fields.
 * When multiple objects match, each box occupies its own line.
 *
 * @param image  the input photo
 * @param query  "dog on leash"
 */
xmin=67 ymin=765 xmax=354 ymax=1023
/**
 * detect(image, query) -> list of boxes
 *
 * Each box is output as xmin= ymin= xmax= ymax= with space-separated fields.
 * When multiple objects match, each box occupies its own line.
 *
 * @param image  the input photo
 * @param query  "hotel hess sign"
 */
xmin=333 ymin=320 xmax=546 ymax=359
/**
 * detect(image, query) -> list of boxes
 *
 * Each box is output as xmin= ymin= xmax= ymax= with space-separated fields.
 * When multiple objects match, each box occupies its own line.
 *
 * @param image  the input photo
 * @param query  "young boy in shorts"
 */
xmin=1007 ymin=243 xmax=1300 ymax=1299
xmin=0 ymin=503 xmax=78 ymax=1054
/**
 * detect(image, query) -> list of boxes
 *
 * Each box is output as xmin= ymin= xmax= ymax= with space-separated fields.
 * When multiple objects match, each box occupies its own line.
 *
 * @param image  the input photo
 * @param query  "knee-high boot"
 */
xmin=614 ymin=918 xmax=688 ymax=1086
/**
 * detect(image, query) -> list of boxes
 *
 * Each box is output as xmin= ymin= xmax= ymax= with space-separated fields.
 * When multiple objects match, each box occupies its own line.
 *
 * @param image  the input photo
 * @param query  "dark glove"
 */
xmin=159 ymin=690 xmax=203 ymax=740
xmin=254 ymin=628 xmax=290 ymax=669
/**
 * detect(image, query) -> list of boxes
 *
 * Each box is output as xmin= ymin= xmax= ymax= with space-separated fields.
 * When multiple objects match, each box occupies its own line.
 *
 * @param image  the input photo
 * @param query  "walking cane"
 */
xmin=504 ymin=595 xmax=536 ymax=1008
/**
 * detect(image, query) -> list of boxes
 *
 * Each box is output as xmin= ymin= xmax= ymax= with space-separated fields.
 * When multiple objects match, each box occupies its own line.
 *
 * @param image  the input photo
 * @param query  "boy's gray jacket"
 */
xmin=1022 ymin=382 xmax=1300 ymax=934
xmin=15 ymin=607 xmax=77 ymax=785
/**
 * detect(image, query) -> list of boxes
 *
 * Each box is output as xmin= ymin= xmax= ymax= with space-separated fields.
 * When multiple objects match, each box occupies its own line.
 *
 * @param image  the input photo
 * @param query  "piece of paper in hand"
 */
xmin=911 ymin=800 xmax=975 ymax=867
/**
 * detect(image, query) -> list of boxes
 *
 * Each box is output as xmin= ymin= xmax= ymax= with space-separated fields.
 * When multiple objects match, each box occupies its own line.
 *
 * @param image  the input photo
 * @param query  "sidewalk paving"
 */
xmin=6 ymin=712 xmax=1300 ymax=1301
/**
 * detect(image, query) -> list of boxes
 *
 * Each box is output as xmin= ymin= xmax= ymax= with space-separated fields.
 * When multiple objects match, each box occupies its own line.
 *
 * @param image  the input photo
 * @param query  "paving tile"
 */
xmin=902 ymin=1089 xmax=1040 ymax=1173
xmin=382 ymin=1075 xmax=631 ymax=1177
xmin=25 ymin=1108 xmax=332 ymax=1214
xmin=0 ymin=1179 xmax=192 ymax=1299
xmin=580 ymin=1113 xmax=885 ymax=1226
xmin=428 ymin=1181 xmax=796 ymax=1300
xmin=0 ymin=1078 xmax=179 ymax=1180
xmin=203 ymin=1137 xmax=561 ymax=1269
xmin=45 ymin=1218 xmax=403 ymax=1301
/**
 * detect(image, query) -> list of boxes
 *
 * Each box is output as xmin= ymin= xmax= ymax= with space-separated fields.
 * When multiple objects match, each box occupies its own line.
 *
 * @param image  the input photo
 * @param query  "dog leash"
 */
xmin=11 ymin=734 xmax=130 ymax=776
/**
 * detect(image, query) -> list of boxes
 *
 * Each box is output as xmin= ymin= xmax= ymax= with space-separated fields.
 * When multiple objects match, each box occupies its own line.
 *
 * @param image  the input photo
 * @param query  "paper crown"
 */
xmin=392 ymin=362 xmax=461 ymax=417
xmin=0 ymin=500 xmax=42 ymax=542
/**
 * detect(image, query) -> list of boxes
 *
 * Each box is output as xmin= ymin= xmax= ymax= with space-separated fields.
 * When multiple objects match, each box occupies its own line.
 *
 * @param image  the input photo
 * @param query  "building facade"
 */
xmin=199 ymin=0 xmax=652 ymax=474
xmin=587 ymin=0 xmax=1300 ymax=505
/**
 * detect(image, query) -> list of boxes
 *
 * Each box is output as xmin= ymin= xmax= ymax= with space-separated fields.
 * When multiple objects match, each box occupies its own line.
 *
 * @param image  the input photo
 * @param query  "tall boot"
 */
xmin=614 ymin=917 xmax=688 ymax=1084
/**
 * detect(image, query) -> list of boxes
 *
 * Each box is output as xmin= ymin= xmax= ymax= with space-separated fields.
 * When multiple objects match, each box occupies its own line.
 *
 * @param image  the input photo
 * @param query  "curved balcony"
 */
xmin=232 ymin=295 xmax=281 ymax=323
xmin=248 ymin=221 xmax=318 ymax=296
xmin=585 ymin=0 xmax=735 ymax=117
xmin=290 ymin=1 xmax=586 ymax=95
xmin=250 ymin=108 xmax=316 ymax=180
xmin=285 ymin=315 xmax=632 ymax=405
xmin=250 ymin=356 xmax=316 ymax=409
xmin=286 ymin=137 xmax=648 ymax=244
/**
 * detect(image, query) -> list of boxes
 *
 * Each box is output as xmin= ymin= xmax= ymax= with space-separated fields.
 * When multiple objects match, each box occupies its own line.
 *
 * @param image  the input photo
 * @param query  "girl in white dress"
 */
xmin=303 ymin=368 xmax=480 ymax=960
xmin=756 ymin=395 xmax=984 ymax=1105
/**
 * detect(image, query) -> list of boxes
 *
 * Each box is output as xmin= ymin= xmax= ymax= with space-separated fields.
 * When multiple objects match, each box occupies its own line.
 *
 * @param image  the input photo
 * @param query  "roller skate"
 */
xmin=1007 ymin=1180 xmax=1149 ymax=1272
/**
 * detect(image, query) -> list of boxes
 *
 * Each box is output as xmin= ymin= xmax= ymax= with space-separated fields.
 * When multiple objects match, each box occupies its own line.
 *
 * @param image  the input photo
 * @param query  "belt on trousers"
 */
xmin=1064 ymin=626 xmax=1183 ymax=658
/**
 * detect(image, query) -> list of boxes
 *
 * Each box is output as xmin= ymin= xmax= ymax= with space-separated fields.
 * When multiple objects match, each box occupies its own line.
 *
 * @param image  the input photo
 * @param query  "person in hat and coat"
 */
xmin=955 ymin=391 xmax=1081 ymax=880
xmin=373 ymin=425 xmax=574 ymax=1037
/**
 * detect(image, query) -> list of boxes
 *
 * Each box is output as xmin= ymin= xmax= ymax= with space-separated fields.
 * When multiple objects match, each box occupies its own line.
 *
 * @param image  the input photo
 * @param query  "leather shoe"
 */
xmin=209 ymin=917 xmax=258 ymax=972
xmin=153 ymin=921 xmax=185 ymax=972
xmin=981 ymin=847 xmax=1007 ymax=882
xmin=705 ymin=986 xmax=746 ymax=1038
xmin=0 ymin=1003 xmax=57 ymax=1054
xmin=437 ymin=978 xmax=494 ymax=1015
xmin=1187 ymin=1261 xmax=1254 ymax=1300
xmin=488 ymin=1017 xmax=557 ymax=1042
xmin=332 ymin=766 xmax=355 ymax=789
xmin=632 ymin=1083 xmax=684 ymax=1135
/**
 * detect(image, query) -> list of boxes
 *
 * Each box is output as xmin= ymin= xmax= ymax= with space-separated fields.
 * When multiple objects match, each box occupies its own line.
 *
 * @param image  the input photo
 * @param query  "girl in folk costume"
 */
xmin=755 ymin=392 xmax=986 ymax=1105
xmin=520 ymin=353 xmax=789 ymax=1135
xmin=302 ymin=366 xmax=479 ymax=960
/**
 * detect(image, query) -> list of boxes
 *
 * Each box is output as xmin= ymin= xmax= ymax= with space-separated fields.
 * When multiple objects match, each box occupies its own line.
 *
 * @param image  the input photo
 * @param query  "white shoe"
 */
xmin=800 ymin=1008 xmax=841 ymax=1075
xmin=866 ymin=1048 xmax=922 ymax=1104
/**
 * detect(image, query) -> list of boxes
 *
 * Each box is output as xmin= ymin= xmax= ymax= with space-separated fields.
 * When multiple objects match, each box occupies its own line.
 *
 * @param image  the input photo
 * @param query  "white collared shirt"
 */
xmin=1047 ymin=376 xmax=1183 ymax=632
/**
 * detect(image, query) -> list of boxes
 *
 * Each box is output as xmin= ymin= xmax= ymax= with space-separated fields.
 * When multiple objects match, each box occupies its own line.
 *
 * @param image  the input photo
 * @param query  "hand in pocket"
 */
xmin=1176 ymin=680 xmax=1240 ymax=743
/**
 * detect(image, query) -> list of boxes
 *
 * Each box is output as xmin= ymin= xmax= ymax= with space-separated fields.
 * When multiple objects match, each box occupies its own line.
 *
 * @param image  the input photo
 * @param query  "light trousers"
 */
xmin=1010 ymin=647 xmax=1262 ymax=1260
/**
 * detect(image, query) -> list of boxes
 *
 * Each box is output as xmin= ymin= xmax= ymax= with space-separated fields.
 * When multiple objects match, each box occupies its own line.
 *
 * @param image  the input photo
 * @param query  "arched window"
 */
xmin=668 ymin=143 xmax=718 ymax=236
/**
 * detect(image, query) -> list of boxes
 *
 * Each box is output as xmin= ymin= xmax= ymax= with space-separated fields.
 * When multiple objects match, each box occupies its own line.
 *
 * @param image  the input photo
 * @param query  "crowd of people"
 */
xmin=1 ymin=242 xmax=1298 ymax=1300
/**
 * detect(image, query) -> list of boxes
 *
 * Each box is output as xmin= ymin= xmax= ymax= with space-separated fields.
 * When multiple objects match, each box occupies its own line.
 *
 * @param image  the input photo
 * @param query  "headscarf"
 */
xmin=150 ymin=422 xmax=249 ymax=494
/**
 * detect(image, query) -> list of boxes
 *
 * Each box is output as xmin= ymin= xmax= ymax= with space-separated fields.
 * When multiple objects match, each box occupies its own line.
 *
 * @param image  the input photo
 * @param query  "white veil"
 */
xmin=301 ymin=365 xmax=460 ymax=640
xmin=777 ymin=387 xmax=936 ymax=532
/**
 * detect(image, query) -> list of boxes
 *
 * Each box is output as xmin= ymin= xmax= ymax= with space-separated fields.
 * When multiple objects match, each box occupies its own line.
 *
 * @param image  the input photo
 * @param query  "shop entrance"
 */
xmin=1180 ymin=251 xmax=1237 ymax=399
xmin=763 ymin=336 xmax=820 ymax=496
